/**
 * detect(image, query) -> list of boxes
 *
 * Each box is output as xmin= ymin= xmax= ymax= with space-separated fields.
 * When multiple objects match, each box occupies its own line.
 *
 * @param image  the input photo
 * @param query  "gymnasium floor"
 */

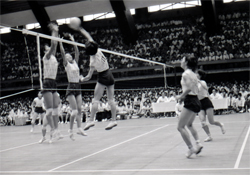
xmin=0 ymin=113 xmax=249 ymax=175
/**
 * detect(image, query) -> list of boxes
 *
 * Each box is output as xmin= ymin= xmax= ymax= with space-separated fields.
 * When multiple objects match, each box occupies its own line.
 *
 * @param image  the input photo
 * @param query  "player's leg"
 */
xmin=199 ymin=110 xmax=212 ymax=142
xmin=43 ymin=92 xmax=54 ymax=131
xmin=75 ymin=94 xmax=87 ymax=136
xmin=39 ymin=114 xmax=48 ymax=144
xmin=52 ymin=92 xmax=61 ymax=138
xmin=67 ymin=95 xmax=78 ymax=140
xmin=31 ymin=112 xmax=38 ymax=132
xmin=177 ymin=107 xmax=197 ymax=158
xmin=105 ymin=84 xmax=117 ymax=130
xmin=84 ymin=82 xmax=106 ymax=130
xmin=206 ymin=108 xmax=226 ymax=134
xmin=186 ymin=113 xmax=203 ymax=154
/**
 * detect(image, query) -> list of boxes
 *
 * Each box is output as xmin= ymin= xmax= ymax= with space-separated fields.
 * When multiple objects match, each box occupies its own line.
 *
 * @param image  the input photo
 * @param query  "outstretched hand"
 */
xmin=68 ymin=34 xmax=75 ymax=42
xmin=48 ymin=23 xmax=59 ymax=32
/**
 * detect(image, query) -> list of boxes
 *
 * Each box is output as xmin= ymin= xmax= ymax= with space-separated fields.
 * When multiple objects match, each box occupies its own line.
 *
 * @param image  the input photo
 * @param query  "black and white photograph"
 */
xmin=0 ymin=0 xmax=249 ymax=174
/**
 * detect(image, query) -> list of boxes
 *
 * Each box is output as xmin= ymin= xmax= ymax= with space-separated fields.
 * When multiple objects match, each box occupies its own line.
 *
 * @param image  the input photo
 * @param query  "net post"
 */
xmin=23 ymin=35 xmax=34 ymax=89
xmin=163 ymin=65 xmax=167 ymax=88
xmin=36 ymin=35 xmax=43 ymax=91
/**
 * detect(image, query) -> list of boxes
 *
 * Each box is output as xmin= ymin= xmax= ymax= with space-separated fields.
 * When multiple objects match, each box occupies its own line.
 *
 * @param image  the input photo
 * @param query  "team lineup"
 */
xmin=28 ymin=18 xmax=227 ymax=159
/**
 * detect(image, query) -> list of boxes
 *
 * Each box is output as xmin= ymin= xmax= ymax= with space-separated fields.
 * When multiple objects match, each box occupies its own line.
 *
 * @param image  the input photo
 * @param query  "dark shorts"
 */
xmin=184 ymin=95 xmax=201 ymax=113
xmin=35 ymin=107 xmax=45 ymax=114
xmin=42 ymin=79 xmax=57 ymax=94
xmin=200 ymin=97 xmax=214 ymax=111
xmin=97 ymin=69 xmax=115 ymax=86
xmin=66 ymin=83 xmax=82 ymax=98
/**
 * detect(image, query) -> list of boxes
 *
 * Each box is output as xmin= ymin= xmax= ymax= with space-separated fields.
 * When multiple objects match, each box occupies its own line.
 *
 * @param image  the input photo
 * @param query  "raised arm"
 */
xmin=68 ymin=34 xmax=79 ymax=63
xmin=59 ymin=38 xmax=67 ymax=67
xmin=78 ymin=27 xmax=94 ymax=42
xmin=44 ymin=23 xmax=59 ymax=59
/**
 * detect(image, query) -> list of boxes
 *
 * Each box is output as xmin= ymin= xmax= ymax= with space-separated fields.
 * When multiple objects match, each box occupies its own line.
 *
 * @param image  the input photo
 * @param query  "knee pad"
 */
xmin=46 ymin=108 xmax=53 ymax=116
xmin=52 ymin=108 xmax=58 ymax=116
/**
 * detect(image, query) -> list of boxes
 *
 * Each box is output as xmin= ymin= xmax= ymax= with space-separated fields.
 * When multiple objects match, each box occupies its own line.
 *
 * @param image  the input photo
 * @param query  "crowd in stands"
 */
xmin=1 ymin=80 xmax=249 ymax=126
xmin=1 ymin=10 xmax=249 ymax=81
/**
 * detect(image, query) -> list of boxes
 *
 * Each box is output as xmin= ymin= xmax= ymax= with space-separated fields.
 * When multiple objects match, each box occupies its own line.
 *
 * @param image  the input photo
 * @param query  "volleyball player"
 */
xmin=39 ymin=92 xmax=63 ymax=143
xmin=73 ymin=27 xmax=117 ymax=130
xmin=42 ymin=23 xmax=61 ymax=140
xmin=30 ymin=91 xmax=45 ymax=132
xmin=59 ymin=34 xmax=87 ymax=140
xmin=176 ymin=56 xmax=203 ymax=158
xmin=197 ymin=70 xmax=225 ymax=142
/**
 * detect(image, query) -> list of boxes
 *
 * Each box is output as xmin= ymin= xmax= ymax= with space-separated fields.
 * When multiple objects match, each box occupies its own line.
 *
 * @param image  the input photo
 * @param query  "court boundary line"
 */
xmin=48 ymin=124 xmax=169 ymax=172
xmin=1 ymin=168 xmax=250 ymax=174
xmin=0 ymin=134 xmax=70 ymax=153
xmin=234 ymin=125 xmax=250 ymax=169
xmin=0 ymin=142 xmax=38 ymax=153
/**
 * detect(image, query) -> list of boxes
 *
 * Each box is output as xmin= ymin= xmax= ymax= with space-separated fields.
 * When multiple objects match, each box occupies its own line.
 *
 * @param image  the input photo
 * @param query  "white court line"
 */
xmin=1 ymin=168 xmax=250 ymax=174
xmin=0 ymin=142 xmax=38 ymax=153
xmin=0 ymin=134 xmax=70 ymax=153
xmin=48 ymin=124 xmax=169 ymax=172
xmin=234 ymin=125 xmax=250 ymax=169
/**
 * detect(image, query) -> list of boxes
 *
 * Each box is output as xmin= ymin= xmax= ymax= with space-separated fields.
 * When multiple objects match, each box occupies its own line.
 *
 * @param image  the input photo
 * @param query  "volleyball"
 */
xmin=69 ymin=17 xmax=81 ymax=30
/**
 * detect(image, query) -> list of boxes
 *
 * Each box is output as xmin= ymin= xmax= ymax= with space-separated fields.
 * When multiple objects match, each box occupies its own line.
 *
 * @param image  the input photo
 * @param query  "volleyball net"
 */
xmin=1 ymin=26 xmax=175 ymax=102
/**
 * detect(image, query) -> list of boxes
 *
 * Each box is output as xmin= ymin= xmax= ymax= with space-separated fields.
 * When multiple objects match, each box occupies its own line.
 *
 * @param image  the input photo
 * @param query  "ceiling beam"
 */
xmin=27 ymin=0 xmax=51 ymax=34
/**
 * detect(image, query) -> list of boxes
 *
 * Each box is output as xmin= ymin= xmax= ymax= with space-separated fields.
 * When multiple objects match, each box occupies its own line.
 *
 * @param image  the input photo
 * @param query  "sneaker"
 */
xmin=38 ymin=123 xmax=41 ymax=126
xmin=49 ymin=139 xmax=53 ymax=144
xmin=77 ymin=128 xmax=87 ymax=136
xmin=204 ymin=136 xmax=213 ymax=142
xmin=30 ymin=128 xmax=34 ymax=133
xmin=105 ymin=121 xmax=117 ymax=130
xmin=221 ymin=124 xmax=226 ymax=134
xmin=196 ymin=143 xmax=203 ymax=155
xmin=39 ymin=137 xmax=46 ymax=144
xmin=51 ymin=130 xmax=57 ymax=139
xmin=57 ymin=131 xmax=64 ymax=140
xmin=84 ymin=121 xmax=95 ymax=131
xmin=68 ymin=130 xmax=75 ymax=141
xmin=186 ymin=148 xmax=196 ymax=158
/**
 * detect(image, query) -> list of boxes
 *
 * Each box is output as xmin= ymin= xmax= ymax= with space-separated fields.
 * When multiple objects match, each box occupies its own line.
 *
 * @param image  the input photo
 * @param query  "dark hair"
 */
xmin=197 ymin=69 xmax=206 ymax=80
xmin=186 ymin=55 xmax=198 ymax=72
xmin=85 ymin=41 xmax=98 ymax=55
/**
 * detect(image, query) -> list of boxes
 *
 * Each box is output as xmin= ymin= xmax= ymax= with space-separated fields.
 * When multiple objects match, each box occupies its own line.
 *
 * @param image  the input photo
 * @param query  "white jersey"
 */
xmin=65 ymin=60 xmax=80 ymax=83
xmin=89 ymin=50 xmax=109 ymax=72
xmin=198 ymin=80 xmax=209 ymax=100
xmin=34 ymin=97 xmax=44 ymax=107
xmin=181 ymin=69 xmax=199 ymax=95
xmin=43 ymin=55 xmax=58 ymax=79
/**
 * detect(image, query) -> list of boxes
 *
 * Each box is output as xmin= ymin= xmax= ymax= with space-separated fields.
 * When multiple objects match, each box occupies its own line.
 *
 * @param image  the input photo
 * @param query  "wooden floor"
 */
xmin=0 ymin=113 xmax=249 ymax=175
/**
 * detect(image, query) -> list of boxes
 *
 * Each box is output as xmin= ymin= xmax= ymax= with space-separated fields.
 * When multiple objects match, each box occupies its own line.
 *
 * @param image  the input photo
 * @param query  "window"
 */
xmin=160 ymin=4 xmax=172 ymax=11
xmin=56 ymin=19 xmax=67 ymax=25
xmin=172 ymin=3 xmax=186 ymax=9
xmin=130 ymin=9 xmax=135 ymax=15
xmin=106 ymin=12 xmax=116 ymax=19
xmin=84 ymin=15 xmax=94 ymax=21
xmin=223 ymin=0 xmax=233 ymax=3
xmin=148 ymin=5 xmax=160 ymax=12
xmin=94 ymin=13 xmax=106 ymax=20
xmin=149 ymin=0 xmax=201 ymax=12
xmin=26 ymin=23 xmax=40 ymax=30
xmin=0 ymin=27 xmax=10 ymax=34
xmin=186 ymin=0 xmax=201 ymax=7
